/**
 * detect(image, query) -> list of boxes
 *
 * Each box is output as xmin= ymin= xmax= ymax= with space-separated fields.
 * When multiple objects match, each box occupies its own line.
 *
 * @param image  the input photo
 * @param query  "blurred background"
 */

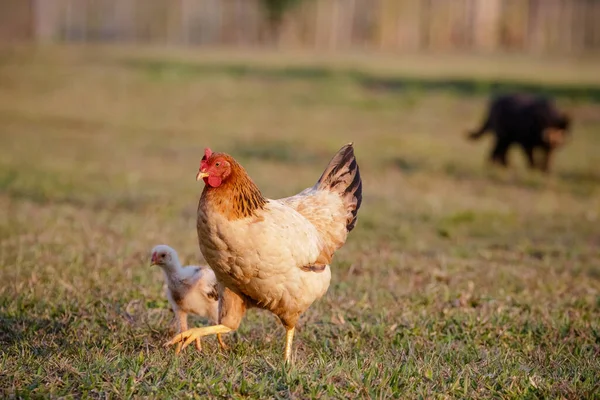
xmin=1 ymin=0 xmax=600 ymax=397
xmin=2 ymin=0 xmax=600 ymax=52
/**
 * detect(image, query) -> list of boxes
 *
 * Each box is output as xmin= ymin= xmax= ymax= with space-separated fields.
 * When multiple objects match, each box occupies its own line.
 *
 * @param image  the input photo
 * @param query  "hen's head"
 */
xmin=196 ymin=148 xmax=235 ymax=188
xmin=150 ymin=244 xmax=177 ymax=268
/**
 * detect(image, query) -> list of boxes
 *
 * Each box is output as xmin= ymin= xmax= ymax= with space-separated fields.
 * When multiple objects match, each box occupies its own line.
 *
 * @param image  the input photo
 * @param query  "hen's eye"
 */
xmin=215 ymin=162 xmax=221 ymax=167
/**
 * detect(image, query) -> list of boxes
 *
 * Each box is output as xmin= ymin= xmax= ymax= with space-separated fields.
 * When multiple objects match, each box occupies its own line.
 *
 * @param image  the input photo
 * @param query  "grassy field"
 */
xmin=1 ymin=45 xmax=599 ymax=399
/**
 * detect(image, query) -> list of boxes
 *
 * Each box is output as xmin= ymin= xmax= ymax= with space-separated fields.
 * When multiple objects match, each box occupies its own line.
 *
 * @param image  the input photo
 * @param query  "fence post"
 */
xmin=473 ymin=0 xmax=501 ymax=52
xmin=33 ymin=0 xmax=60 ymax=42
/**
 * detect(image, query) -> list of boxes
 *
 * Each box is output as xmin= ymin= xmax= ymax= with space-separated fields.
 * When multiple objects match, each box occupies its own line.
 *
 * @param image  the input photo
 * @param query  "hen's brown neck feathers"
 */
xmin=201 ymin=155 xmax=266 ymax=220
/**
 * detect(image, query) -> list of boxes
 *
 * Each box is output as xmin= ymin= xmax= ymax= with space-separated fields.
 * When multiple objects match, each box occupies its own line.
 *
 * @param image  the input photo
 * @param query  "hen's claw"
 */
xmin=181 ymin=333 xmax=197 ymax=351
xmin=165 ymin=325 xmax=233 ymax=354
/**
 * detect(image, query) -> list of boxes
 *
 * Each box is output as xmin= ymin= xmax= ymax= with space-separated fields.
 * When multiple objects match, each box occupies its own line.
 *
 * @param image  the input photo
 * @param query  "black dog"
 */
xmin=468 ymin=94 xmax=571 ymax=172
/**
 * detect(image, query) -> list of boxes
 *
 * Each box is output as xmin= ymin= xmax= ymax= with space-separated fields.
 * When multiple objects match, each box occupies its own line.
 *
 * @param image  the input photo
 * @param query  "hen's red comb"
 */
xmin=200 ymin=147 xmax=212 ymax=170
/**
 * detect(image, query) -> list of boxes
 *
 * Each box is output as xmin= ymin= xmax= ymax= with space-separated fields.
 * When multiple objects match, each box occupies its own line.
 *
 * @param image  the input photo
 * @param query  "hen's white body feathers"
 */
xmin=199 ymin=197 xmax=333 ymax=316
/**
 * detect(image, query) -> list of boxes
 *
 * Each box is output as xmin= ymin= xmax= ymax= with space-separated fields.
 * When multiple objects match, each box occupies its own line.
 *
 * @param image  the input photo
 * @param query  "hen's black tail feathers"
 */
xmin=315 ymin=143 xmax=362 ymax=232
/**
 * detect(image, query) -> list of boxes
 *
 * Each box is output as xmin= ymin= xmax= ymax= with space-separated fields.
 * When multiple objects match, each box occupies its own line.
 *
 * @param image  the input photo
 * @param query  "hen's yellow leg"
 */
xmin=284 ymin=327 xmax=295 ymax=363
xmin=165 ymin=325 xmax=232 ymax=354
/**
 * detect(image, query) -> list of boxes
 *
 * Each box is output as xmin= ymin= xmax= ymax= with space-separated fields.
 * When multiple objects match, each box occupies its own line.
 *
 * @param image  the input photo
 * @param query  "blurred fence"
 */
xmin=2 ymin=0 xmax=600 ymax=53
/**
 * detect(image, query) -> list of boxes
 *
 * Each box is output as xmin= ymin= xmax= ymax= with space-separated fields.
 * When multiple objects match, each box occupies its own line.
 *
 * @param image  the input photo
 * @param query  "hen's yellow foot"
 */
xmin=284 ymin=327 xmax=295 ymax=363
xmin=165 ymin=325 xmax=232 ymax=354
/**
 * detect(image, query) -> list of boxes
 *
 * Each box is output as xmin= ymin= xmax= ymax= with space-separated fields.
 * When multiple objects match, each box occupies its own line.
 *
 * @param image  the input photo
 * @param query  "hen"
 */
xmin=165 ymin=143 xmax=362 ymax=362
xmin=150 ymin=244 xmax=227 ymax=352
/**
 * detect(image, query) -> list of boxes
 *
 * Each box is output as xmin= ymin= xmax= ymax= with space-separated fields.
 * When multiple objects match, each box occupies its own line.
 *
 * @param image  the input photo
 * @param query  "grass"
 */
xmin=1 ymin=45 xmax=600 ymax=399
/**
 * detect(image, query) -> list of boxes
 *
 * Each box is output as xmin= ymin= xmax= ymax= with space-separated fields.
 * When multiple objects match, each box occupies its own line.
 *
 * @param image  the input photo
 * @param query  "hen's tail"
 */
xmin=315 ymin=143 xmax=362 ymax=232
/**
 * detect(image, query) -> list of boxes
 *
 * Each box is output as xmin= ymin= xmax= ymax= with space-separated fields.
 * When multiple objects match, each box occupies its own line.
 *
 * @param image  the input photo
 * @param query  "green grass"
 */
xmin=1 ymin=45 xmax=599 ymax=399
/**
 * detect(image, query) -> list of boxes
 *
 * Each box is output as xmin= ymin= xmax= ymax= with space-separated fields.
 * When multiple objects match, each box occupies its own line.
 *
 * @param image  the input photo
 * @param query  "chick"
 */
xmin=150 ymin=244 xmax=226 ymax=352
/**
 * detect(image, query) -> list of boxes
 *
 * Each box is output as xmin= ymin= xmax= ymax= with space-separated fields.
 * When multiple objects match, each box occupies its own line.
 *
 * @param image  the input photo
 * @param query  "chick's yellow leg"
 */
xmin=175 ymin=310 xmax=188 ymax=355
xmin=165 ymin=324 xmax=232 ymax=354
xmin=284 ymin=327 xmax=295 ymax=363
xmin=216 ymin=333 xmax=228 ymax=350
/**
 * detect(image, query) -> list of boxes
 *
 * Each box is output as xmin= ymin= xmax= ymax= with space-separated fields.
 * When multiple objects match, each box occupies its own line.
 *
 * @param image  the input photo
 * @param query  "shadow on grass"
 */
xmin=361 ymin=77 xmax=600 ymax=102
xmin=388 ymin=156 xmax=428 ymax=174
xmin=0 ymin=179 xmax=154 ymax=212
xmin=557 ymin=170 xmax=600 ymax=186
xmin=122 ymin=59 xmax=600 ymax=102
xmin=0 ymin=300 xmax=171 ymax=358
xmin=1 ymin=188 xmax=153 ymax=212
xmin=443 ymin=162 xmax=599 ymax=195
xmin=0 ymin=314 xmax=71 ymax=355
xmin=387 ymin=156 xmax=599 ymax=195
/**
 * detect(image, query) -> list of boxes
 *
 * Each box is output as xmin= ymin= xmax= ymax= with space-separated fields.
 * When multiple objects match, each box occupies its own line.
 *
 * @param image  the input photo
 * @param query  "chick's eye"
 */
xmin=215 ymin=162 xmax=221 ymax=167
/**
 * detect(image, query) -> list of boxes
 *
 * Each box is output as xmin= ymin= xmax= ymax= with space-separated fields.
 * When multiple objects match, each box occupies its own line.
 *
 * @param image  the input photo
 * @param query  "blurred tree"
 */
xmin=261 ymin=0 xmax=304 ymax=43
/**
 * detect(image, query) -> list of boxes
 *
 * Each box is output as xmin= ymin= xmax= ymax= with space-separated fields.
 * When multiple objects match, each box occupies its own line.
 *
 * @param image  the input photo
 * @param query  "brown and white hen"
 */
xmin=164 ymin=143 xmax=362 ymax=362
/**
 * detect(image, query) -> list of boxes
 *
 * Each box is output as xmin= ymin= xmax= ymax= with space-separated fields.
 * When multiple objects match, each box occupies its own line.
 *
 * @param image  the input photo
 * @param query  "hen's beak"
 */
xmin=196 ymin=171 xmax=209 ymax=181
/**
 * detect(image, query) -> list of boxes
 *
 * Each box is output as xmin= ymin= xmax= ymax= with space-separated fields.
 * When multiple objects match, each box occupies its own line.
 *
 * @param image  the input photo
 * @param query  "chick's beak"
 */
xmin=196 ymin=171 xmax=209 ymax=181
xmin=150 ymin=253 xmax=157 ymax=266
